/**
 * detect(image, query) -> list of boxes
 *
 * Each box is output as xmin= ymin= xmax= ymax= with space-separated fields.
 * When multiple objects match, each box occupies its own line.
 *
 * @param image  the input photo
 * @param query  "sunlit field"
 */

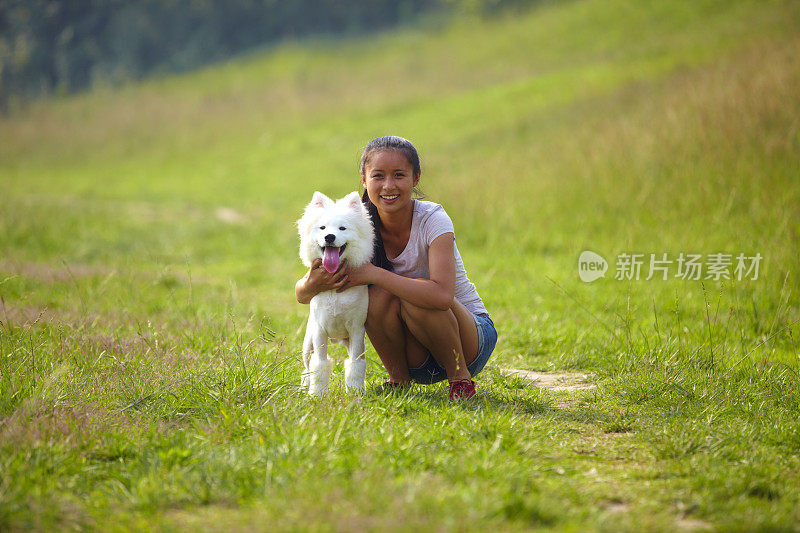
xmin=1 ymin=0 xmax=799 ymax=530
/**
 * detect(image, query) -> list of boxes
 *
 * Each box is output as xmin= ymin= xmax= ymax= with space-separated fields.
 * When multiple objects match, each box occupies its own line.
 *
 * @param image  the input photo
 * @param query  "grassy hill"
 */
xmin=1 ymin=0 xmax=799 ymax=530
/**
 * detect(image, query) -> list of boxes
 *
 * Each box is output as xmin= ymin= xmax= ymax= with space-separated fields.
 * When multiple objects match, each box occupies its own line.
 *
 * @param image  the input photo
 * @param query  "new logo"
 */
xmin=578 ymin=250 xmax=608 ymax=282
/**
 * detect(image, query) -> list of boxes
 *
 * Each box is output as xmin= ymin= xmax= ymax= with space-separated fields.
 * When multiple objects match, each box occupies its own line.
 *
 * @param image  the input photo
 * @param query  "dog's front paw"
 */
xmin=344 ymin=358 xmax=366 ymax=393
xmin=308 ymin=358 xmax=334 ymax=397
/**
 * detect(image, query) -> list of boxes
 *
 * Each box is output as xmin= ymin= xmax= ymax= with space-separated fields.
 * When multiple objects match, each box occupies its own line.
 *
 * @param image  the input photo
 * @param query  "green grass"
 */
xmin=1 ymin=0 xmax=800 ymax=530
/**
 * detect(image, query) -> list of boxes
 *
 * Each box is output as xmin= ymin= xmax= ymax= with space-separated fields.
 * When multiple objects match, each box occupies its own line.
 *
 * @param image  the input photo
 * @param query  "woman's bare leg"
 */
xmin=367 ymin=286 xmax=481 ymax=383
xmin=450 ymin=298 xmax=481 ymax=368
xmin=365 ymin=285 xmax=410 ymax=383
xmin=399 ymin=299 xmax=479 ymax=382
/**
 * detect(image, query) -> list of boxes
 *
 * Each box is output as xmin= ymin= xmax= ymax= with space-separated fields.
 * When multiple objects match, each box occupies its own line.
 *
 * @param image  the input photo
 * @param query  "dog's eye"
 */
xmin=339 ymin=227 xmax=346 ymax=231
xmin=319 ymin=226 xmax=326 ymax=230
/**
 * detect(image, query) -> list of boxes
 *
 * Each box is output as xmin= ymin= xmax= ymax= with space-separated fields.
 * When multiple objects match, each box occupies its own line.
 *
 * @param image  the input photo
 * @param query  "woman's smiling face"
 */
xmin=361 ymin=149 xmax=420 ymax=215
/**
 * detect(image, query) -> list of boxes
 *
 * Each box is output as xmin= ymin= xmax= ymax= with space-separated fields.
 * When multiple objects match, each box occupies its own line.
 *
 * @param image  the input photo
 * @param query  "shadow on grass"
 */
xmin=364 ymin=372 xmax=641 ymax=437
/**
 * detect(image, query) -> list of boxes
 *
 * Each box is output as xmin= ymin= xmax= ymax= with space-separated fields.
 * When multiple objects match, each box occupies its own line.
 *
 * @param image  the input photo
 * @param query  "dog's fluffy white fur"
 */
xmin=297 ymin=191 xmax=375 ymax=396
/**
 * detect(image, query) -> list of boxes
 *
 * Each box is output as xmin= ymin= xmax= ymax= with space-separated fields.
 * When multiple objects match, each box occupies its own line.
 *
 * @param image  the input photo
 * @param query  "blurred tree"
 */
xmin=0 ymin=0 xmax=531 ymax=112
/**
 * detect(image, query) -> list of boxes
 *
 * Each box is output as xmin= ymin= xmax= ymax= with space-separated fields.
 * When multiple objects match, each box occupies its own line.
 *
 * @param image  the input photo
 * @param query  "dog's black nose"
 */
xmin=324 ymin=234 xmax=336 ymax=244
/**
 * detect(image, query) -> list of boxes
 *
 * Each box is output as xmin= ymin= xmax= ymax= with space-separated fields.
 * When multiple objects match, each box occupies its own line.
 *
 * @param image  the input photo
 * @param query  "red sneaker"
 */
xmin=448 ymin=379 xmax=476 ymax=401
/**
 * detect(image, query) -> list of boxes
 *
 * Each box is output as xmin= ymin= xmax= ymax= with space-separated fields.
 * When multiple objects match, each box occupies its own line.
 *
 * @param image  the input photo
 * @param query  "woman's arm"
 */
xmin=295 ymin=258 xmax=350 ymax=304
xmin=346 ymin=233 xmax=456 ymax=311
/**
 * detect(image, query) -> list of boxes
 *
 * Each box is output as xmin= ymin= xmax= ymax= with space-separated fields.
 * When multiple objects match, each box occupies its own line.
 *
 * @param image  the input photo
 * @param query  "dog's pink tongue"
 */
xmin=322 ymin=246 xmax=340 ymax=273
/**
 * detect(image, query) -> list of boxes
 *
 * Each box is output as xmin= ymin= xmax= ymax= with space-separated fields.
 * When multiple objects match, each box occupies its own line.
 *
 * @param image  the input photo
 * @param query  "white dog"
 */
xmin=297 ymin=191 xmax=374 ymax=396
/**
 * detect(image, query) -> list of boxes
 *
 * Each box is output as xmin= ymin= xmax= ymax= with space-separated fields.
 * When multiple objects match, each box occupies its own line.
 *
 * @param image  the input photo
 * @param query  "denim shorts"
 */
xmin=408 ymin=312 xmax=498 ymax=384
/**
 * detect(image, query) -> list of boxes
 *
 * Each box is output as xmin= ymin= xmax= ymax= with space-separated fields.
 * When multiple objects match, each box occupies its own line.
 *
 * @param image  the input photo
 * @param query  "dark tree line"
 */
xmin=0 ymin=0 xmax=529 ymax=112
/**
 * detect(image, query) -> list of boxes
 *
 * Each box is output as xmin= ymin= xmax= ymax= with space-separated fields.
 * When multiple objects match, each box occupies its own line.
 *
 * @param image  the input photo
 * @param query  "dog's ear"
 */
xmin=344 ymin=191 xmax=363 ymax=212
xmin=311 ymin=191 xmax=333 ymax=209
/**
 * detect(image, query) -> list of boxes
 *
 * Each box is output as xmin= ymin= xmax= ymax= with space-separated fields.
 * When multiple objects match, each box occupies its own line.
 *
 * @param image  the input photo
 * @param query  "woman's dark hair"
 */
xmin=359 ymin=136 xmax=423 ymax=272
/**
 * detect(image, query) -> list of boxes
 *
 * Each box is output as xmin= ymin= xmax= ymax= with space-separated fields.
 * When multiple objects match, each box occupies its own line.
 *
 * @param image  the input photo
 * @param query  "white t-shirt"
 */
xmin=389 ymin=200 xmax=488 ymax=316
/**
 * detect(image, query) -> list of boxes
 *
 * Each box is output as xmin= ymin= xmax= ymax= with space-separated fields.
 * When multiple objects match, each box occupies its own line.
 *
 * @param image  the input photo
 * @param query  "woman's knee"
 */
xmin=399 ymin=300 xmax=456 ymax=328
xmin=367 ymin=285 xmax=400 ymax=327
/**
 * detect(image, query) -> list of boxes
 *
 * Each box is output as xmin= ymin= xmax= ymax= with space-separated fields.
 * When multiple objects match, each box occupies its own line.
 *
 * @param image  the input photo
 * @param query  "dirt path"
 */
xmin=499 ymin=367 xmax=596 ymax=391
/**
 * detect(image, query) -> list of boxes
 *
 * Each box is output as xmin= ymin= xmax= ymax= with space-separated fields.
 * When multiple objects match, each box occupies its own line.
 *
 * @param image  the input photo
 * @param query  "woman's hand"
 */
xmin=295 ymin=258 xmax=349 ymax=303
xmin=336 ymin=262 xmax=375 ymax=292
xmin=309 ymin=258 xmax=350 ymax=291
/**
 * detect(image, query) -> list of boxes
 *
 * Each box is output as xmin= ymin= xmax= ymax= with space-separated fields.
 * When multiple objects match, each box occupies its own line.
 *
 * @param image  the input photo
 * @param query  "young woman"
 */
xmin=295 ymin=136 xmax=497 ymax=400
